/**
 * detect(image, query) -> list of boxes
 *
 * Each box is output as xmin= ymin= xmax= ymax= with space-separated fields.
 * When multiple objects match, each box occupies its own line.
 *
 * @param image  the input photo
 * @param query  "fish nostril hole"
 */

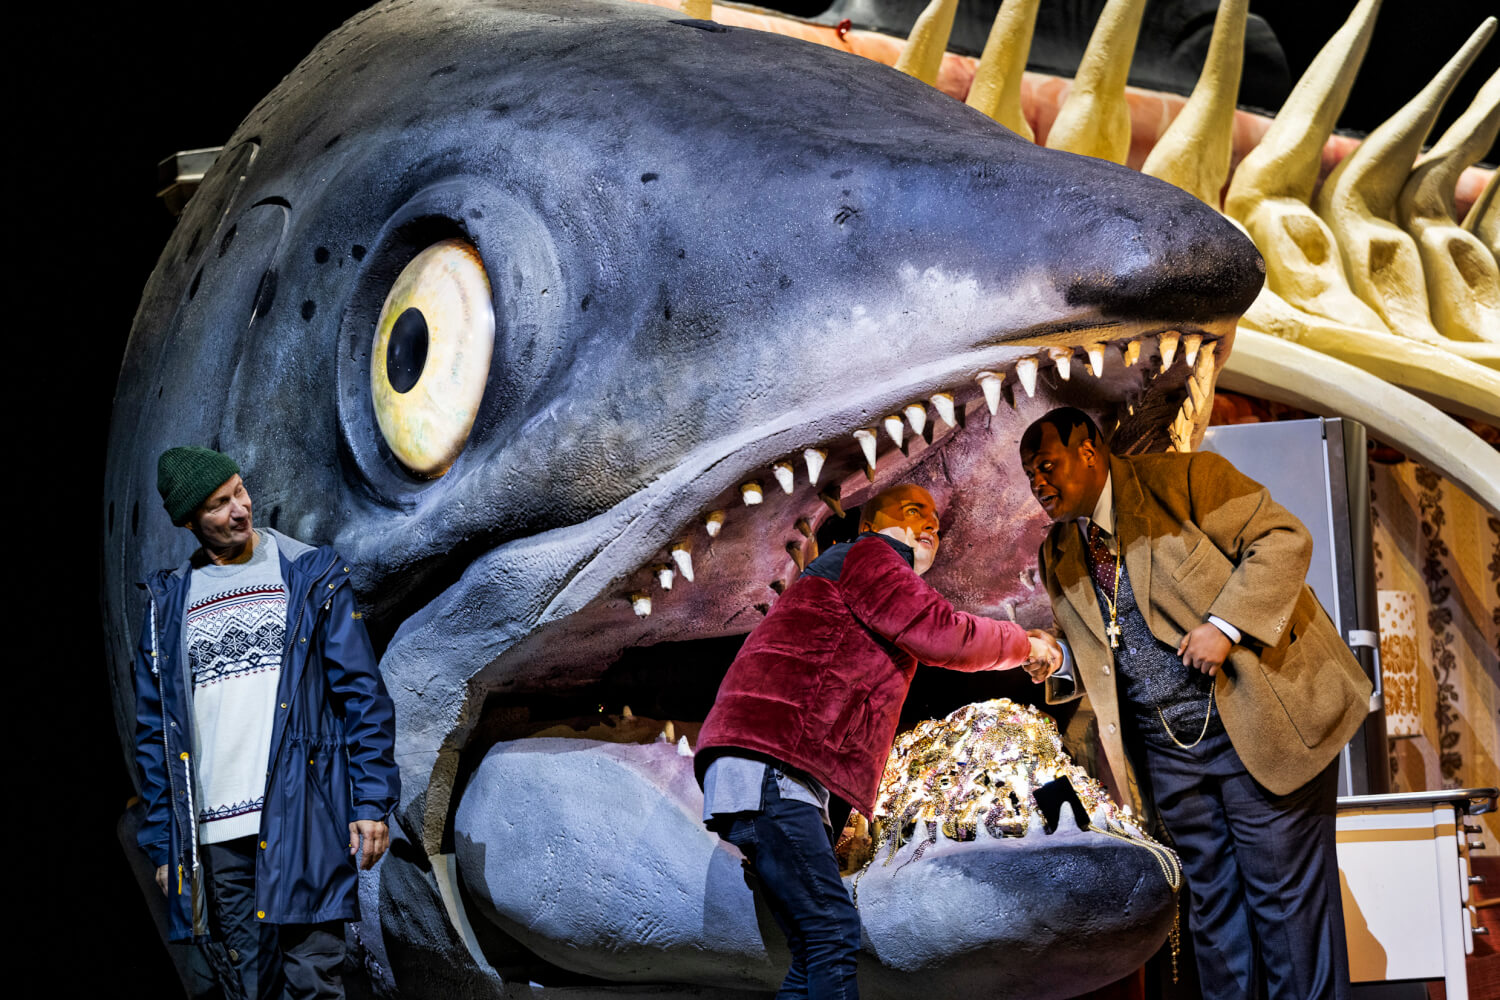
xmin=386 ymin=307 xmax=429 ymax=394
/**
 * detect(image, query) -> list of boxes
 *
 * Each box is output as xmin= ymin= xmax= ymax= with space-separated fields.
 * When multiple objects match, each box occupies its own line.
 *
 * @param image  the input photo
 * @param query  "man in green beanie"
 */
xmin=134 ymin=447 xmax=399 ymax=999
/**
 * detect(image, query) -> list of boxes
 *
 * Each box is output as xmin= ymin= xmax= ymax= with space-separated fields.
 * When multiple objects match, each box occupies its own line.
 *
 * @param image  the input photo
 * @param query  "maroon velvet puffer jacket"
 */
xmin=695 ymin=533 xmax=1029 ymax=816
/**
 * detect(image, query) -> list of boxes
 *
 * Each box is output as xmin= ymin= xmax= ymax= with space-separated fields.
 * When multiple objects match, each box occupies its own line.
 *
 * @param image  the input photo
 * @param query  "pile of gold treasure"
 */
xmin=837 ymin=699 xmax=1175 ymax=881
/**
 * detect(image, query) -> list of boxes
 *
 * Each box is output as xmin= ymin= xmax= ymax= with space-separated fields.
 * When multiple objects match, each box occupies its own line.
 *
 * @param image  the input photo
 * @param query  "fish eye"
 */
xmin=370 ymin=239 xmax=495 ymax=478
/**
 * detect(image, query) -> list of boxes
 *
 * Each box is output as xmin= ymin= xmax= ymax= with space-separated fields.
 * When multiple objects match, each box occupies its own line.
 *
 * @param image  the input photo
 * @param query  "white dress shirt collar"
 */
xmin=1078 ymin=471 xmax=1115 ymax=537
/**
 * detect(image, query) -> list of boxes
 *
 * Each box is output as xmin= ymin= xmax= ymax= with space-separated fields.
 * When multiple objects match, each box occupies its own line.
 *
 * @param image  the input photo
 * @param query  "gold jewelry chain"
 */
xmin=1102 ymin=531 xmax=1217 ymax=750
xmin=1101 ymin=534 xmax=1123 ymax=649
xmin=1158 ymin=686 xmax=1216 ymax=749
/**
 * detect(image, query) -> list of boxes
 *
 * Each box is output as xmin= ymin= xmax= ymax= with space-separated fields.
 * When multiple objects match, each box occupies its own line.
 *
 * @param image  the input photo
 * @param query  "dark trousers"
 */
xmin=1139 ymin=723 xmax=1349 ymax=1000
xmin=720 ymin=770 xmax=862 ymax=1000
xmin=204 ymin=837 xmax=347 ymax=1000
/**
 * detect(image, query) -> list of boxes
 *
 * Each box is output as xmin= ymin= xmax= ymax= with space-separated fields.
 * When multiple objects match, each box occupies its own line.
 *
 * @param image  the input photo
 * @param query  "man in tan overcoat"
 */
xmin=1018 ymin=407 xmax=1371 ymax=1000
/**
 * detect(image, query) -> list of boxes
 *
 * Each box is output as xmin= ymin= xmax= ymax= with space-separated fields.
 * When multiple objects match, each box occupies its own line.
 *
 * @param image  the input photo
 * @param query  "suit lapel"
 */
xmin=1111 ymin=455 xmax=1155 ymax=637
xmin=1051 ymin=521 xmax=1110 ymax=651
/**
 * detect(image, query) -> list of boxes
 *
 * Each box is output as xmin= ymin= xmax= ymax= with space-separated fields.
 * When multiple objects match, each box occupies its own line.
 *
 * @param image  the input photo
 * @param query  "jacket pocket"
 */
xmin=1256 ymin=594 xmax=1353 ymax=749
xmin=1168 ymin=534 xmax=1232 ymax=619
xmin=833 ymin=698 xmax=874 ymax=754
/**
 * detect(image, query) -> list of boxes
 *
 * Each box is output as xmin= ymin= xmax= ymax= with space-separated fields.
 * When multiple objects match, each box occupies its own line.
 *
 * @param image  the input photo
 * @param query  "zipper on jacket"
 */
xmin=260 ymin=563 xmax=334 ymax=918
xmin=148 ymin=592 xmax=184 ymax=873
xmin=151 ymin=585 xmax=206 ymax=937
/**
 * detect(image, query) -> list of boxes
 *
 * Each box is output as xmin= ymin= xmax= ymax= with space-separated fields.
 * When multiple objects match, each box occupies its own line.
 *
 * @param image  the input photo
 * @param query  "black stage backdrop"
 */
xmin=14 ymin=0 xmax=1495 ymax=991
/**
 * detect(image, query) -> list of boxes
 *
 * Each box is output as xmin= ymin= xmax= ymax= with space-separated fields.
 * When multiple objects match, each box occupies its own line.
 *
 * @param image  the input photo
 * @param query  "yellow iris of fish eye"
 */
xmin=370 ymin=239 xmax=495 ymax=478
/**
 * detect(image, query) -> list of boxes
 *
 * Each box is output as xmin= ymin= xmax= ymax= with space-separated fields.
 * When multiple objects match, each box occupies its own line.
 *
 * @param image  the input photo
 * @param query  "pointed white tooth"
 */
xmin=795 ymin=517 xmax=815 ymax=539
xmin=655 ymin=730 xmax=668 ymax=744
xmin=1122 ymin=339 xmax=1141 ymax=368
xmin=1019 ymin=569 xmax=1035 ymax=593
xmin=622 ymin=705 xmax=634 ymax=719
xmin=677 ymin=735 xmax=692 ymax=757
xmin=976 ymin=371 xmax=1004 ymax=412
xmin=1053 ymin=803 xmax=1080 ymax=834
xmin=703 ymin=509 xmax=725 ymax=537
xmin=740 ymin=482 xmax=763 ymax=506
xmin=1015 ymin=358 xmax=1039 ymax=398
xmin=655 ymin=565 xmax=675 ymax=590
xmin=1025 ymin=812 xmax=1047 ymax=837
xmin=1183 ymin=333 xmax=1202 ymax=367
xmin=670 ymin=543 xmax=694 ymax=582
xmin=853 ymin=428 xmax=879 ymax=470
xmin=1188 ymin=377 xmax=1207 ymax=414
xmin=1195 ymin=340 xmax=1217 ymax=379
xmin=883 ymin=414 xmax=904 ymax=449
xmin=771 ymin=461 xmax=795 ymax=495
xmin=803 ymin=448 xmax=826 ymax=485
xmin=1158 ymin=331 xmax=1179 ymax=371
xmin=786 ymin=541 xmax=806 ymax=571
xmin=930 ymin=392 xmax=957 ymax=428
xmin=1048 ymin=347 xmax=1071 ymax=381
xmin=1086 ymin=343 xmax=1106 ymax=377
xmin=904 ymin=403 xmax=927 ymax=437
xmin=630 ymin=592 xmax=652 ymax=617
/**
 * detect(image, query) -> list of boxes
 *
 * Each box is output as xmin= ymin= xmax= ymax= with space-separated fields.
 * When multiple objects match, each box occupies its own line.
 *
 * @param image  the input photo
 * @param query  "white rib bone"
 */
xmin=930 ymin=392 xmax=957 ymax=427
xmin=771 ymin=461 xmax=795 ymax=495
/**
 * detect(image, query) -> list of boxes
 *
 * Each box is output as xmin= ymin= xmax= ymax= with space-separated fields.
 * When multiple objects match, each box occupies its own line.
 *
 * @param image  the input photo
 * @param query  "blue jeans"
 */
xmin=720 ymin=769 xmax=862 ymax=1000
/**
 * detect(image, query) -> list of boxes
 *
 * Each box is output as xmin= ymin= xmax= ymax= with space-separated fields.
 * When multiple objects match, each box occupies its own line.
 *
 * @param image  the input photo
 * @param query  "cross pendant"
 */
xmin=1105 ymin=621 xmax=1121 ymax=648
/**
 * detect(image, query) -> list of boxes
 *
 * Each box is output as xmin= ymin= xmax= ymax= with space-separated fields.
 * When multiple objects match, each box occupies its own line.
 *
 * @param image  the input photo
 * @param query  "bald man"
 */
xmin=695 ymin=483 xmax=1059 ymax=999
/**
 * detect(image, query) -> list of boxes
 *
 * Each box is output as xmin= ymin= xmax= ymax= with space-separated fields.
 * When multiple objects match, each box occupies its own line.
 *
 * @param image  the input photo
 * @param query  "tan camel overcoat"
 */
xmin=1042 ymin=451 xmax=1372 ymax=814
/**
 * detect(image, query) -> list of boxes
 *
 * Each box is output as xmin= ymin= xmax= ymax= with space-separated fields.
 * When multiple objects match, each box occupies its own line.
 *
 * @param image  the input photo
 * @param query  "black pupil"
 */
xmin=386 ymin=307 xmax=429 ymax=394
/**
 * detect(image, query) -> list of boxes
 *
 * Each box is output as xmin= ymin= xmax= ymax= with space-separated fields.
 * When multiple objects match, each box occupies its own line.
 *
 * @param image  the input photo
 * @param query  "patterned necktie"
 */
xmin=1085 ymin=522 xmax=1117 ymax=594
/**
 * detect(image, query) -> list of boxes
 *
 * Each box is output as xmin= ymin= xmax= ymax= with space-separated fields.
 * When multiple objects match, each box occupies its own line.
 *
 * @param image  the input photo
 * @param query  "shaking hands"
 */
xmin=1023 ymin=629 xmax=1063 ymax=683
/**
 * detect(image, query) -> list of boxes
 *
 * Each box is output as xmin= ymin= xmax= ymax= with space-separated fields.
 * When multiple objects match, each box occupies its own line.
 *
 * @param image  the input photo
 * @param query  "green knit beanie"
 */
xmin=157 ymin=447 xmax=241 ymax=526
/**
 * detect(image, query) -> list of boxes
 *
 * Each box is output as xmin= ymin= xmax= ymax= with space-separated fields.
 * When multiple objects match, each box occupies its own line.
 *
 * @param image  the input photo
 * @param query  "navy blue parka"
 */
xmin=133 ymin=528 xmax=399 ymax=942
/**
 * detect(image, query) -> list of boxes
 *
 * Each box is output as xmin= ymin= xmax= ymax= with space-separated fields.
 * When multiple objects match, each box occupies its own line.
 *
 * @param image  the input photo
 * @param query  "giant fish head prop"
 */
xmin=103 ymin=0 xmax=1261 ymax=994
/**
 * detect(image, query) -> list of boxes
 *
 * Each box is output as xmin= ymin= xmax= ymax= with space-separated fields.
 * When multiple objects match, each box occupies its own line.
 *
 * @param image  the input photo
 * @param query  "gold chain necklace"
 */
xmin=1099 ymin=531 xmax=1123 ymax=649
xmin=1099 ymin=528 xmax=1216 ymax=749
xmin=1158 ymin=686 xmax=1216 ymax=749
